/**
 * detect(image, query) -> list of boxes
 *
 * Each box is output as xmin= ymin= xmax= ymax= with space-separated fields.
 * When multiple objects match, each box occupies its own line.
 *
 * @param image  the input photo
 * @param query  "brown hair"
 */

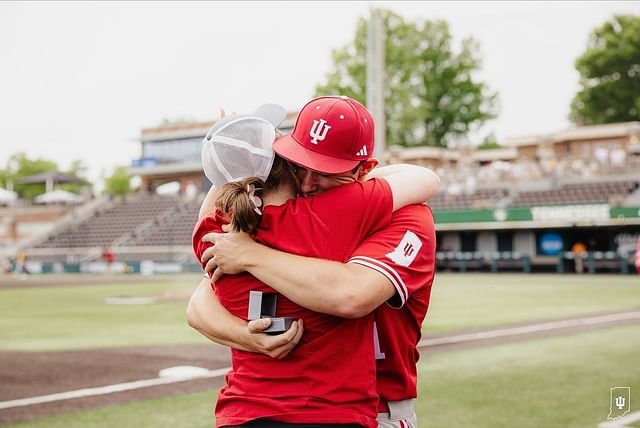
xmin=215 ymin=154 xmax=295 ymax=234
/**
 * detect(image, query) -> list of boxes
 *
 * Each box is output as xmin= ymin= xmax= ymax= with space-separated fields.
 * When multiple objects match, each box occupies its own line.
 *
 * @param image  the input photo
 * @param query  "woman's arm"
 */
xmin=367 ymin=164 xmax=440 ymax=211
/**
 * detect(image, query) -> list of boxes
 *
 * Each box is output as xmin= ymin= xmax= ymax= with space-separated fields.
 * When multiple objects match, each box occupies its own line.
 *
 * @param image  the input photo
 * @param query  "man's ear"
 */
xmin=358 ymin=158 xmax=379 ymax=178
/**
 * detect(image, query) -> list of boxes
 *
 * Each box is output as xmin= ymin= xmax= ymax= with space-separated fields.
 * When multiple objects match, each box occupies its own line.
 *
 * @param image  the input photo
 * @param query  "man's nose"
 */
xmin=299 ymin=170 xmax=318 ymax=192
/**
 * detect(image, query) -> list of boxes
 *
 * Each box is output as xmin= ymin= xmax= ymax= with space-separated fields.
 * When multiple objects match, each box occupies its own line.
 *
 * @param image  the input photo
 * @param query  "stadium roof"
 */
xmin=16 ymin=172 xmax=88 ymax=193
xmin=506 ymin=121 xmax=640 ymax=147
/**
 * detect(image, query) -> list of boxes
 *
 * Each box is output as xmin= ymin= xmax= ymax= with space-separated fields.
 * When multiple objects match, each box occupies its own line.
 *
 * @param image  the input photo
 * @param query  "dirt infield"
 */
xmin=1 ymin=309 xmax=639 ymax=425
xmin=0 ymin=343 xmax=229 ymax=424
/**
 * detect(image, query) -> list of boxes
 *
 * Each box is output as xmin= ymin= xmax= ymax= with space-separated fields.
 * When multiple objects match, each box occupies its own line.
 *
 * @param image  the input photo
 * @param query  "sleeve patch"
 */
xmin=385 ymin=230 xmax=422 ymax=267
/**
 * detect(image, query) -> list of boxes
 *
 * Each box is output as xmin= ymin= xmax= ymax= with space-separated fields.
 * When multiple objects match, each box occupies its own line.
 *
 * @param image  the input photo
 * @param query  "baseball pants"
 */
xmin=377 ymin=399 xmax=417 ymax=428
xmin=227 ymin=421 xmax=362 ymax=428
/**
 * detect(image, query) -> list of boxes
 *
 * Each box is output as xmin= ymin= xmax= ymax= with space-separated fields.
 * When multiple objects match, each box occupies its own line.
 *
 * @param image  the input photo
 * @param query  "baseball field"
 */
xmin=1 ymin=273 xmax=638 ymax=427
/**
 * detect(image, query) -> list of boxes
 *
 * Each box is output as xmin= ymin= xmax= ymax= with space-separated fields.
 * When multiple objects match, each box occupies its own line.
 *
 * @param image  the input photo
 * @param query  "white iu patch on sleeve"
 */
xmin=385 ymin=231 xmax=422 ymax=267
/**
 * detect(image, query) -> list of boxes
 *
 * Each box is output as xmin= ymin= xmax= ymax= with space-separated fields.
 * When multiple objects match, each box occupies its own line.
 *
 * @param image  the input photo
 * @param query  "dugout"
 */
xmin=435 ymin=217 xmax=640 ymax=274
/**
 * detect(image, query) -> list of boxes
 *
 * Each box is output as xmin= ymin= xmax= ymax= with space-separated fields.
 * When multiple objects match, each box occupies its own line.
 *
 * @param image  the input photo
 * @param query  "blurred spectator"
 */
xmin=13 ymin=249 xmax=29 ymax=275
xmin=464 ymin=175 xmax=477 ymax=195
xmin=610 ymin=148 xmax=626 ymax=168
xmin=594 ymin=147 xmax=609 ymax=165
xmin=1 ymin=256 xmax=10 ymax=275
xmin=571 ymin=241 xmax=587 ymax=274
xmin=446 ymin=182 xmax=463 ymax=196
xmin=635 ymin=238 xmax=640 ymax=275
xmin=102 ymin=246 xmax=115 ymax=274
xmin=185 ymin=181 xmax=198 ymax=201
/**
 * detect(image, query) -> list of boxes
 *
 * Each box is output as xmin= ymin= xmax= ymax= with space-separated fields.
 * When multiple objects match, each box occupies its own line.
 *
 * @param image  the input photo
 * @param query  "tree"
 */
xmin=315 ymin=9 xmax=498 ymax=148
xmin=570 ymin=15 xmax=640 ymax=125
xmin=103 ymin=166 xmax=131 ymax=197
xmin=5 ymin=153 xmax=58 ymax=199
xmin=477 ymin=133 xmax=502 ymax=150
xmin=59 ymin=160 xmax=90 ymax=194
xmin=1 ymin=153 xmax=90 ymax=199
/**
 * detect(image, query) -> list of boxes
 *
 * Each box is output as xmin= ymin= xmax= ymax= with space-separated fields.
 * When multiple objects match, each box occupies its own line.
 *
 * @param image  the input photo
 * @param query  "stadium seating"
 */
xmin=34 ymin=193 xmax=190 ymax=250
xmin=125 ymin=199 xmax=200 ymax=247
xmin=428 ymin=188 xmax=509 ymax=211
xmin=511 ymin=180 xmax=638 ymax=207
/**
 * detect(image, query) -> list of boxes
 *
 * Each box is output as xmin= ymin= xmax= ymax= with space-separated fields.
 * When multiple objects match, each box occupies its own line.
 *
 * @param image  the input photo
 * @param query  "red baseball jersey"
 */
xmin=193 ymin=179 xmax=393 ymax=428
xmin=347 ymin=204 xmax=436 ymax=406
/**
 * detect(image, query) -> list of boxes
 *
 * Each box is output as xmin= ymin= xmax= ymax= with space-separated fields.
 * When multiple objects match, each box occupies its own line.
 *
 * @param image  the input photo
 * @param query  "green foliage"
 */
xmin=5 ymin=389 xmax=217 ymax=428
xmin=0 ymin=169 xmax=11 ymax=190
xmin=0 ymin=279 xmax=203 ymax=351
xmin=315 ymin=9 xmax=498 ymax=148
xmin=0 ymin=153 xmax=89 ymax=199
xmin=570 ymin=14 xmax=640 ymax=125
xmin=477 ymin=133 xmax=502 ymax=150
xmin=60 ymin=159 xmax=90 ymax=194
xmin=5 ymin=153 xmax=58 ymax=199
xmin=103 ymin=166 xmax=132 ymax=197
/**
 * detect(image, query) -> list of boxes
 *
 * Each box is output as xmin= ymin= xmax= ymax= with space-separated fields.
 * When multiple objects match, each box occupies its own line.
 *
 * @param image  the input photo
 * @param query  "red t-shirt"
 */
xmin=193 ymin=179 xmax=393 ymax=428
xmin=347 ymin=204 xmax=436 ymax=406
xmin=103 ymin=251 xmax=114 ymax=264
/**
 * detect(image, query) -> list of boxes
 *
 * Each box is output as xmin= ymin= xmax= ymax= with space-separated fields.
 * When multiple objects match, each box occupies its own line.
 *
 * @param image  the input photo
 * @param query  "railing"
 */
xmin=436 ymin=250 xmax=635 ymax=274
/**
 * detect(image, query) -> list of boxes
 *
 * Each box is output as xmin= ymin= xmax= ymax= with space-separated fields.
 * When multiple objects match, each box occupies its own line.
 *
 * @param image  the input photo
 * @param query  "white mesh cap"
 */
xmin=202 ymin=104 xmax=286 ymax=186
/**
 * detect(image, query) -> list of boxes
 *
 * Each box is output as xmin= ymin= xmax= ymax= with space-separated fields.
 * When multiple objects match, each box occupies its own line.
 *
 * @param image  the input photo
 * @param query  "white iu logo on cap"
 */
xmin=309 ymin=119 xmax=331 ymax=144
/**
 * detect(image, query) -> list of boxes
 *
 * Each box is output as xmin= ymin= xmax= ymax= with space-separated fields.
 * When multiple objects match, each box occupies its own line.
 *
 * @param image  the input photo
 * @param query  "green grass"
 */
xmin=425 ymin=273 xmax=640 ymax=335
xmin=0 ymin=276 xmax=204 ymax=351
xmin=418 ymin=323 xmax=640 ymax=428
xmin=1 ymin=273 xmax=639 ymax=351
xmin=7 ymin=324 xmax=639 ymax=428
xmin=4 ymin=389 xmax=217 ymax=428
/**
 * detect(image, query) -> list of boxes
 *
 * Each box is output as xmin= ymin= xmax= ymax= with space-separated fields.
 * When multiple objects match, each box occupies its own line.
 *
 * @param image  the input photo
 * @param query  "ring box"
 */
xmin=248 ymin=291 xmax=296 ymax=335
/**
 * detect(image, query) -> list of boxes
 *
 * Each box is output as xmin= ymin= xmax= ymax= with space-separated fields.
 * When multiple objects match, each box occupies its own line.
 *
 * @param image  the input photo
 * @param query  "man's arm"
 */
xmin=202 ymin=231 xmax=395 ymax=319
xmin=186 ymin=277 xmax=304 ymax=359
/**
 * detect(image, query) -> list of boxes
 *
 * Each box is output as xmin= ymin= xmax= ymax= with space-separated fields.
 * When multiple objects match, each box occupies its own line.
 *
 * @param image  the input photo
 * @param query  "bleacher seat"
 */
xmin=511 ymin=180 xmax=638 ymax=207
xmin=35 ymin=194 xmax=184 ymax=249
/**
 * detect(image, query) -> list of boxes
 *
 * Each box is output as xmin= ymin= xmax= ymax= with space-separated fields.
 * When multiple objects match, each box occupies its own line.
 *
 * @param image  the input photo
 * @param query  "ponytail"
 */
xmin=214 ymin=154 xmax=297 ymax=234
xmin=215 ymin=177 xmax=265 ymax=234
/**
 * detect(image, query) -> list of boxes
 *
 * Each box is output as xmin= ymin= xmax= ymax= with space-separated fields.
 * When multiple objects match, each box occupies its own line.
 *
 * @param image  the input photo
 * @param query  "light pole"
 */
xmin=366 ymin=6 xmax=387 ymax=164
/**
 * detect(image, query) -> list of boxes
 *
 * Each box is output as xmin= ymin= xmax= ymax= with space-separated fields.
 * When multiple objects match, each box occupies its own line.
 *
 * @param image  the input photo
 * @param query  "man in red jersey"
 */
xmin=190 ymin=96 xmax=437 ymax=428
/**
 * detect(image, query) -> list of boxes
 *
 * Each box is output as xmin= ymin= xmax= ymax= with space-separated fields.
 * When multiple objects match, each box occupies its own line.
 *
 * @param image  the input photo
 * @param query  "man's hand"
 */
xmin=200 ymin=227 xmax=258 ymax=281
xmin=244 ymin=318 xmax=304 ymax=359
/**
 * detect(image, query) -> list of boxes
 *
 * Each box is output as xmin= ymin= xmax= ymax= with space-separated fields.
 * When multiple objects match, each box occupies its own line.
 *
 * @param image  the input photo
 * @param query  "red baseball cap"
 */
xmin=273 ymin=96 xmax=375 ymax=174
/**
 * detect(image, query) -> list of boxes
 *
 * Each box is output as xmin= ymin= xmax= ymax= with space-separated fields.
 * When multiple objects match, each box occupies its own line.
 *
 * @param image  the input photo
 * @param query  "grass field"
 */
xmin=1 ymin=273 xmax=639 ymax=351
xmin=418 ymin=323 xmax=640 ymax=428
xmin=1 ymin=273 xmax=639 ymax=428
xmin=0 ymin=276 xmax=205 ymax=351
xmin=425 ymin=273 xmax=640 ymax=334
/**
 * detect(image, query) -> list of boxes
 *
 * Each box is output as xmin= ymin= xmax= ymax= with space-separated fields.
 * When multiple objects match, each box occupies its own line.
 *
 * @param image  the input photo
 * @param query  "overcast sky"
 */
xmin=1 ymin=1 xmax=638 ymax=185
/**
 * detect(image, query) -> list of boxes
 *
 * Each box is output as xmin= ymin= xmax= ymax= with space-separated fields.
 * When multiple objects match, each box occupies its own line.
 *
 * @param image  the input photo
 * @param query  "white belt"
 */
xmin=380 ymin=399 xmax=415 ymax=420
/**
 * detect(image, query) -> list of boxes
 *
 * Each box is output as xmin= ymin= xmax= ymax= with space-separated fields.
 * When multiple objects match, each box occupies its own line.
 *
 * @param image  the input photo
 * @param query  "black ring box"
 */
xmin=247 ymin=291 xmax=296 ymax=335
